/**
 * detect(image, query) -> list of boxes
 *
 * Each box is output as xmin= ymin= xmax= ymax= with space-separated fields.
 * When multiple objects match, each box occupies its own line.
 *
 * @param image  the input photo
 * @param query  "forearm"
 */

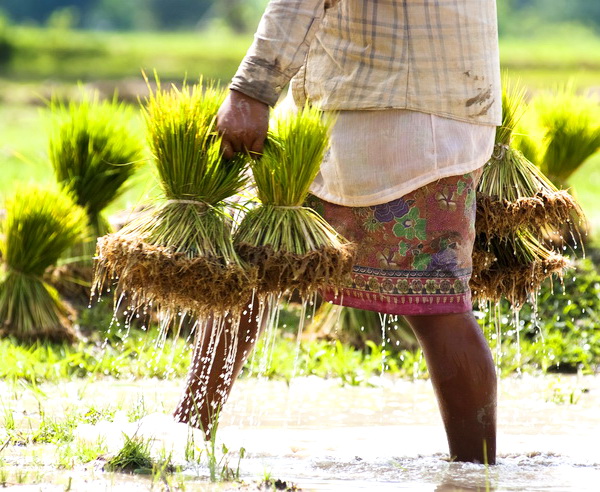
xmin=230 ymin=0 xmax=341 ymax=106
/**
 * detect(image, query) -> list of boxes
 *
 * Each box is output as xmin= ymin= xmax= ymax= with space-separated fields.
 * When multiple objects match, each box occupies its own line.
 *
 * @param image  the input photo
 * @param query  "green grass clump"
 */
xmin=234 ymin=106 xmax=354 ymax=296
xmin=104 ymin=434 xmax=154 ymax=472
xmin=94 ymin=79 xmax=254 ymax=316
xmin=0 ymin=187 xmax=87 ymax=342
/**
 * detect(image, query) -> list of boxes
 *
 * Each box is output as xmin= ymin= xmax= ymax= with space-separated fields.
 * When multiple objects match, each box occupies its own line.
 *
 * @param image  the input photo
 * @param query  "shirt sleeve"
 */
xmin=230 ymin=0 xmax=341 ymax=106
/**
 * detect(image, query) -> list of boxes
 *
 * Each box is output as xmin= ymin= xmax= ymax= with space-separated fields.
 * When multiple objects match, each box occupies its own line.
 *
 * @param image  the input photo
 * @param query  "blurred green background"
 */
xmin=0 ymin=0 xmax=599 ymax=241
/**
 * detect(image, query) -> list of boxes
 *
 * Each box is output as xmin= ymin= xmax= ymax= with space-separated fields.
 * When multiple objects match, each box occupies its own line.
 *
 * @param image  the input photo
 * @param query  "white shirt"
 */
xmin=309 ymin=108 xmax=495 ymax=207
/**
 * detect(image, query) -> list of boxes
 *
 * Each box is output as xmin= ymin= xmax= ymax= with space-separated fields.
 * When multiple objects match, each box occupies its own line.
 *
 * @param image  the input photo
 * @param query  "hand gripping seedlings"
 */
xmin=233 ymin=105 xmax=355 ymax=297
xmin=0 ymin=187 xmax=87 ymax=342
xmin=93 ymin=81 xmax=255 ymax=318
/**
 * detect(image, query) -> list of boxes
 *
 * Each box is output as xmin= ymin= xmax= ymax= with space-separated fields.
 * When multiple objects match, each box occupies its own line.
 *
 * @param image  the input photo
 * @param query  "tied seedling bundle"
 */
xmin=94 ymin=81 xmax=255 ymax=316
xmin=47 ymin=92 xmax=143 ymax=297
xmin=475 ymin=82 xmax=583 ymax=238
xmin=0 ymin=187 xmax=86 ymax=342
xmin=234 ymin=105 xmax=354 ymax=296
xmin=472 ymin=80 xmax=583 ymax=306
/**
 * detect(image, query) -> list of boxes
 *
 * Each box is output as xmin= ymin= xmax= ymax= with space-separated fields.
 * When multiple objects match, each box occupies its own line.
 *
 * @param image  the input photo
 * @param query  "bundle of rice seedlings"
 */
xmin=0 ymin=187 xmax=87 ymax=342
xmin=93 ymin=81 xmax=254 ymax=317
xmin=50 ymin=92 xmax=144 ymax=240
xmin=532 ymin=83 xmax=600 ymax=187
xmin=47 ymin=92 xmax=143 ymax=297
xmin=233 ymin=105 xmax=355 ymax=296
xmin=476 ymin=82 xmax=584 ymax=238
xmin=471 ymin=230 xmax=568 ymax=307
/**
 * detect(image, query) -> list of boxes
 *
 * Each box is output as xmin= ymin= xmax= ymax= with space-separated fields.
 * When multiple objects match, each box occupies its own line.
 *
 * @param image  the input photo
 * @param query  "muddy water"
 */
xmin=1 ymin=374 xmax=599 ymax=491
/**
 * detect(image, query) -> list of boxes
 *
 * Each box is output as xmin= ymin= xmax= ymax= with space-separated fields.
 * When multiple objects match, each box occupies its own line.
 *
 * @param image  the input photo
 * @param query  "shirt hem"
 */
xmin=309 ymin=157 xmax=488 ymax=207
xmin=309 ymin=101 xmax=501 ymax=127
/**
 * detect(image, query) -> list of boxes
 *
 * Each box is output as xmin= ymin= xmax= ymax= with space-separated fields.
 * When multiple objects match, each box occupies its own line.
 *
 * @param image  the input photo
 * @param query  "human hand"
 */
xmin=217 ymin=89 xmax=270 ymax=159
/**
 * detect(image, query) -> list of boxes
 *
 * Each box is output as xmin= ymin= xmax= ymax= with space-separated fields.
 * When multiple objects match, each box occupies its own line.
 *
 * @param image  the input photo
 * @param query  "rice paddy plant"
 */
xmin=94 ymin=79 xmax=255 ymax=316
xmin=476 ymin=81 xmax=583 ymax=237
xmin=532 ymin=83 xmax=600 ymax=186
xmin=48 ymin=92 xmax=144 ymax=300
xmin=0 ymin=187 xmax=87 ymax=342
xmin=31 ymin=413 xmax=77 ymax=444
xmin=472 ymin=80 xmax=581 ymax=305
xmin=57 ymin=439 xmax=108 ymax=469
xmin=234 ymin=105 xmax=354 ymax=295
xmin=192 ymin=407 xmax=244 ymax=482
xmin=104 ymin=434 xmax=154 ymax=472
xmin=0 ymin=325 xmax=191 ymax=383
xmin=49 ymin=92 xmax=144 ymax=239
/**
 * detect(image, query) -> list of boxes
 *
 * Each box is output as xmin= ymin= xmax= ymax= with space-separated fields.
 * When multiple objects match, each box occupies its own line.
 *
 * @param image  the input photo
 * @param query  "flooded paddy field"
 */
xmin=1 ymin=373 xmax=599 ymax=491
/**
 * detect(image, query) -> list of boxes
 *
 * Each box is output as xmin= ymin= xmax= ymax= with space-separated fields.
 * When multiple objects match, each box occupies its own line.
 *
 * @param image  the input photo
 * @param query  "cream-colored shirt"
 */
xmin=232 ymin=0 xmax=502 ymax=126
xmin=235 ymin=0 xmax=501 ymax=206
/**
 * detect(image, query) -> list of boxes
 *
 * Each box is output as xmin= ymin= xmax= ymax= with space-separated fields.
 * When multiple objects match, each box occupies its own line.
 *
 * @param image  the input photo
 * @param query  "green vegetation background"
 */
xmin=0 ymin=0 xmax=599 ymax=381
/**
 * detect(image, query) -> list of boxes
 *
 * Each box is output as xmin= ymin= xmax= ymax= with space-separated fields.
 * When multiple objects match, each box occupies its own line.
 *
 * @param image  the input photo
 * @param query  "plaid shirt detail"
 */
xmin=230 ymin=0 xmax=501 ymax=125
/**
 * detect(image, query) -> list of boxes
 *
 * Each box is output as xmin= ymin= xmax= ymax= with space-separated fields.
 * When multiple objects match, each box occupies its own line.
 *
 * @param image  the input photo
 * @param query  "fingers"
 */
xmin=216 ymin=90 xmax=270 ymax=159
xmin=220 ymin=133 xmax=249 ymax=159
xmin=249 ymin=136 xmax=264 ymax=158
xmin=221 ymin=138 xmax=235 ymax=160
xmin=222 ymin=133 xmax=264 ymax=159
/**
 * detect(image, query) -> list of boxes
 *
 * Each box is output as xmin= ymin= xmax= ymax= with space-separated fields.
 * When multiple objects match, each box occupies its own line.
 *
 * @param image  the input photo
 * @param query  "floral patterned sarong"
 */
xmin=307 ymin=169 xmax=482 ymax=315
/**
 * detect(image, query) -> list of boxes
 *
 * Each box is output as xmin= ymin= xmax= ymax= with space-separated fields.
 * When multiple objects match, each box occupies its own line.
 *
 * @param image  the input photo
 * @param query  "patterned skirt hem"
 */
xmin=323 ymin=288 xmax=473 ymax=315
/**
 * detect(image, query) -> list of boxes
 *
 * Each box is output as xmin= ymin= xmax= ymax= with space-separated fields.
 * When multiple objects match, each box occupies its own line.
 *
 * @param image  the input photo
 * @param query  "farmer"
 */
xmin=174 ymin=0 xmax=501 ymax=464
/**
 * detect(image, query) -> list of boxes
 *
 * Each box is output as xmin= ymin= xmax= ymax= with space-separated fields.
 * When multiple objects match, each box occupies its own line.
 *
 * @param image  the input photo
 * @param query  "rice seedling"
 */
xmin=48 ymin=91 xmax=144 ymax=298
xmin=0 ymin=460 xmax=7 ymax=487
xmin=234 ymin=105 xmax=354 ymax=296
xmin=194 ymin=407 xmax=245 ymax=482
xmin=93 ymin=79 xmax=255 ymax=318
xmin=49 ymin=91 xmax=143 ymax=240
xmin=104 ymin=434 xmax=153 ymax=472
xmin=0 ymin=187 xmax=87 ymax=342
xmin=32 ymin=413 xmax=77 ymax=444
xmin=476 ymin=81 xmax=584 ymax=238
xmin=532 ymin=83 xmax=600 ymax=186
xmin=58 ymin=438 xmax=108 ymax=469
xmin=472 ymin=80 xmax=582 ymax=306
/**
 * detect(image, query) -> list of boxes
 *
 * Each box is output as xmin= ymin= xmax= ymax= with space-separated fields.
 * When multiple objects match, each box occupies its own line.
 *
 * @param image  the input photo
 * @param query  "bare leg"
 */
xmin=404 ymin=311 xmax=497 ymax=464
xmin=173 ymin=299 xmax=264 ymax=434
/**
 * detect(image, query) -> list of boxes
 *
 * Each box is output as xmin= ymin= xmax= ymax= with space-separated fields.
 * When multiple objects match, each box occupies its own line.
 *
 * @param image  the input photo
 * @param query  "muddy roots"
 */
xmin=236 ymin=242 xmax=355 ymax=297
xmin=476 ymin=190 xmax=585 ymax=237
xmin=471 ymin=248 xmax=497 ymax=272
xmin=470 ymin=251 xmax=569 ymax=306
xmin=94 ymin=234 xmax=258 ymax=316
